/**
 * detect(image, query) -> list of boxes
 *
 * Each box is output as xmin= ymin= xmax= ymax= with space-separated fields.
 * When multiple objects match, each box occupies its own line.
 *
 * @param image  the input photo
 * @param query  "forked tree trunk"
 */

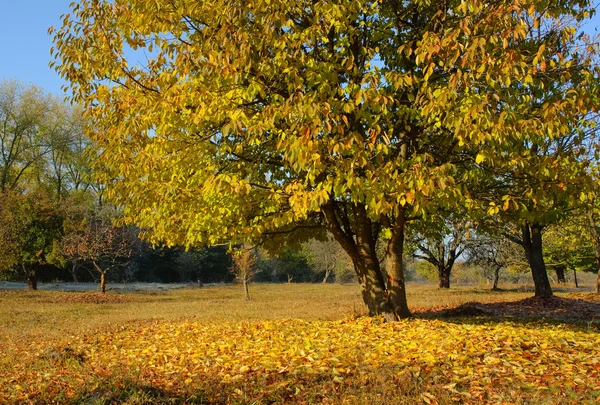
xmin=354 ymin=248 xmax=392 ymax=318
xmin=521 ymin=223 xmax=553 ymax=297
xmin=93 ymin=262 xmax=108 ymax=293
xmin=323 ymin=202 xmax=407 ymax=320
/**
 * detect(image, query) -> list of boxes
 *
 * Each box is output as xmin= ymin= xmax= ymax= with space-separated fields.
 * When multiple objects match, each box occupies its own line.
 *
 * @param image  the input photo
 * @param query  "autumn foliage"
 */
xmin=50 ymin=0 xmax=600 ymax=318
xmin=2 ymin=316 xmax=600 ymax=404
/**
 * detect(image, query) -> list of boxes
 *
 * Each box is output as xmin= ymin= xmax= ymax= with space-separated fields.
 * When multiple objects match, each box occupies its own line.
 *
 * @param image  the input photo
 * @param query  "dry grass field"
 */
xmin=1 ymin=283 xmax=599 ymax=404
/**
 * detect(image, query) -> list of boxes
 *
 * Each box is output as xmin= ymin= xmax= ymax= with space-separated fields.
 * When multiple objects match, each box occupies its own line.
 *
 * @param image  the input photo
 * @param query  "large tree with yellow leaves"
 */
xmin=52 ymin=0 xmax=598 ymax=319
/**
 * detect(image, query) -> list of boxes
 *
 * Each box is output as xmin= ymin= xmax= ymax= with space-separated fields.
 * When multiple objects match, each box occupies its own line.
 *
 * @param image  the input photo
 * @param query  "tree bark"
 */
xmin=438 ymin=265 xmax=451 ymax=289
xmin=322 ymin=202 xmax=402 ymax=320
xmin=100 ymin=271 xmax=106 ymax=293
xmin=243 ymin=277 xmax=250 ymax=300
xmin=587 ymin=209 xmax=600 ymax=293
xmin=492 ymin=265 xmax=501 ymax=291
xmin=384 ymin=209 xmax=411 ymax=319
xmin=354 ymin=249 xmax=392 ymax=318
xmin=70 ymin=263 xmax=79 ymax=283
xmin=322 ymin=268 xmax=331 ymax=284
xmin=27 ymin=273 xmax=38 ymax=290
xmin=23 ymin=264 xmax=38 ymax=290
xmin=521 ymin=222 xmax=553 ymax=297
xmin=555 ymin=265 xmax=566 ymax=284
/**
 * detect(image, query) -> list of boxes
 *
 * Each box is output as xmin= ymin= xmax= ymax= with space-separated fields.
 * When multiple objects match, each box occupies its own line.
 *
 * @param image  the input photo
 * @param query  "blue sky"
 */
xmin=0 ymin=0 xmax=73 ymax=95
xmin=0 ymin=1 xmax=598 ymax=97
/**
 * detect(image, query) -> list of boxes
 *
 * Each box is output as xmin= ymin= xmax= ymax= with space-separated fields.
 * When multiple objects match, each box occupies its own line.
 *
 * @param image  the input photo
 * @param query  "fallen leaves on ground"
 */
xmin=2 ymin=316 xmax=599 ymax=404
xmin=49 ymin=292 xmax=130 ymax=304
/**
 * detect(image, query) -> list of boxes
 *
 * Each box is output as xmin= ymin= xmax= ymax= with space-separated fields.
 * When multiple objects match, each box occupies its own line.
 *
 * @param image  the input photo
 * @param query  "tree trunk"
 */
xmin=243 ymin=278 xmax=250 ymax=300
xmin=23 ymin=264 xmax=38 ymax=290
xmin=322 ymin=202 xmax=402 ymax=320
xmin=492 ymin=265 xmax=501 ymax=291
xmin=573 ymin=268 xmax=579 ymax=288
xmin=587 ymin=209 xmax=600 ymax=293
xmin=555 ymin=266 xmax=566 ymax=284
xmin=92 ymin=261 xmax=108 ymax=293
xmin=594 ymin=243 xmax=600 ymax=293
xmin=354 ymin=253 xmax=393 ymax=318
xmin=70 ymin=263 xmax=79 ymax=283
xmin=384 ymin=210 xmax=411 ymax=319
xmin=521 ymin=223 xmax=553 ymax=297
xmin=27 ymin=273 xmax=38 ymax=290
xmin=438 ymin=265 xmax=451 ymax=289
xmin=100 ymin=271 xmax=106 ymax=293
xmin=322 ymin=268 xmax=331 ymax=283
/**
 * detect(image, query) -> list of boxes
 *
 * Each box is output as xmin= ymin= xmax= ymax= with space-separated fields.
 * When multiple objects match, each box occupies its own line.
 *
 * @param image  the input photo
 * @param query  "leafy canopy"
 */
xmin=51 ymin=0 xmax=599 ymax=248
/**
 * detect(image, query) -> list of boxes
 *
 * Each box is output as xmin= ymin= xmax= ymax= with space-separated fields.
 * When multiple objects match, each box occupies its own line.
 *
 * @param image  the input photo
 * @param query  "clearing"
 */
xmin=0 ymin=283 xmax=599 ymax=404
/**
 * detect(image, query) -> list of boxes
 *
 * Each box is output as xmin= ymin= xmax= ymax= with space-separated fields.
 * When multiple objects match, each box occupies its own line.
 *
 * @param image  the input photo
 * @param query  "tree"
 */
xmin=0 ymin=191 xmax=64 ymax=289
xmin=61 ymin=212 xmax=137 ymax=293
xmin=542 ymin=219 xmax=595 ymax=286
xmin=52 ymin=0 xmax=599 ymax=319
xmin=43 ymin=103 xmax=90 ymax=201
xmin=464 ymin=5 xmax=600 ymax=297
xmin=0 ymin=81 xmax=54 ymax=192
xmin=229 ymin=245 xmax=259 ymax=300
xmin=465 ymin=234 xmax=526 ymax=290
xmin=304 ymin=235 xmax=353 ymax=283
xmin=411 ymin=216 xmax=469 ymax=289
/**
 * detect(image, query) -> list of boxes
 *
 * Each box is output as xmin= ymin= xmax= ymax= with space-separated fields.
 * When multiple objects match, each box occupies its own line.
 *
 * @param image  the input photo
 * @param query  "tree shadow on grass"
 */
xmin=415 ymin=295 xmax=600 ymax=330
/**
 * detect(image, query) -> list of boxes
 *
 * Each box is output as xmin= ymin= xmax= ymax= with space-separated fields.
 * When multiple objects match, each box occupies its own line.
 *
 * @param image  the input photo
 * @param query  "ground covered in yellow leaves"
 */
xmin=2 ymin=316 xmax=600 ymax=404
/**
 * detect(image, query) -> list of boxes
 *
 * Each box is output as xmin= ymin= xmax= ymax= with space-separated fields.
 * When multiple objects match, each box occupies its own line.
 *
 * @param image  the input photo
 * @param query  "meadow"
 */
xmin=1 ymin=283 xmax=599 ymax=404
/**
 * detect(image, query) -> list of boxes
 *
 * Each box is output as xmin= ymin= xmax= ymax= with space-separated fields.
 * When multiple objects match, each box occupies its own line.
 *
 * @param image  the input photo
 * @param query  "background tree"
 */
xmin=465 ymin=234 xmax=526 ymax=290
xmin=303 ymin=235 xmax=354 ymax=283
xmin=410 ymin=216 xmax=469 ymax=289
xmin=463 ymin=4 xmax=600 ymax=297
xmin=542 ymin=220 xmax=595 ymax=286
xmin=0 ymin=80 xmax=54 ymax=192
xmin=0 ymin=191 xmax=64 ymax=289
xmin=52 ymin=0 xmax=599 ymax=318
xmin=174 ymin=248 xmax=208 ymax=283
xmin=61 ymin=212 xmax=137 ymax=293
xmin=229 ymin=245 xmax=259 ymax=300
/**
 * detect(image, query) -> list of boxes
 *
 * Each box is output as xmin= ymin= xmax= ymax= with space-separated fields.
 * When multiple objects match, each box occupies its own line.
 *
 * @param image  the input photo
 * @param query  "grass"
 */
xmin=0 ymin=283 xmax=599 ymax=404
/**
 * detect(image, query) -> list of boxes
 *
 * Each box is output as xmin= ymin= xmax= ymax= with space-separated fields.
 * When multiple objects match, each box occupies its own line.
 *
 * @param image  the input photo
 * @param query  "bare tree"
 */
xmin=304 ymin=235 xmax=353 ymax=283
xmin=61 ymin=216 xmax=137 ymax=293
xmin=229 ymin=245 xmax=258 ymax=300
xmin=466 ymin=235 xmax=525 ymax=290
xmin=412 ymin=218 xmax=470 ymax=289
